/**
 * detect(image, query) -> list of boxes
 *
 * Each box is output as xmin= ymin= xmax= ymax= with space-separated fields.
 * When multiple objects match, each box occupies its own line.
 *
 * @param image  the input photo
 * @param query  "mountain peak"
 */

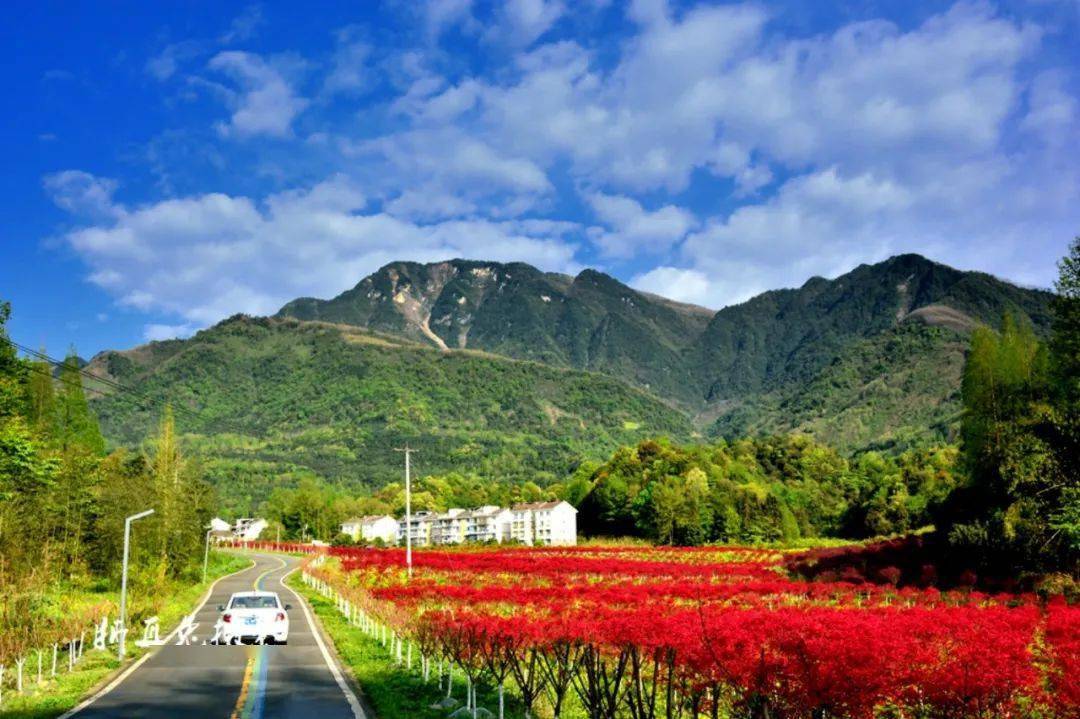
xmin=276 ymin=253 xmax=1051 ymax=410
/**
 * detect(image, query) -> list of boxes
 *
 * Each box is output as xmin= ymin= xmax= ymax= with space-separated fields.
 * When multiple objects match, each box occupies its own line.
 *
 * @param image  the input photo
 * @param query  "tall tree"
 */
xmin=1048 ymin=238 xmax=1080 ymax=564
xmin=146 ymin=405 xmax=213 ymax=578
xmin=25 ymin=356 xmax=56 ymax=435
xmin=945 ymin=251 xmax=1080 ymax=573
xmin=1051 ymin=237 xmax=1080 ymax=401
xmin=55 ymin=351 xmax=105 ymax=455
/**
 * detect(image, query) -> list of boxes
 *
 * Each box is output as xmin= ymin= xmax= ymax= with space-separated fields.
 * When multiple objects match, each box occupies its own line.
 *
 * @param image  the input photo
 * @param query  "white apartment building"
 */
xmin=341 ymin=515 xmax=400 ymax=544
xmin=398 ymin=511 xmax=437 ymax=546
xmin=233 ymin=517 xmax=268 ymax=541
xmin=510 ymin=501 xmax=578 ymax=545
xmin=464 ymin=505 xmax=513 ymax=543
xmin=379 ymin=502 xmax=578 ymax=548
xmin=431 ymin=508 xmax=468 ymax=545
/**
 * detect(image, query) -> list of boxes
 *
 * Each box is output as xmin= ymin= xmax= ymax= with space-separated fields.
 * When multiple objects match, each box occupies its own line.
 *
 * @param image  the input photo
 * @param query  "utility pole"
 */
xmin=394 ymin=445 xmax=417 ymax=579
xmin=120 ymin=509 xmax=154 ymax=661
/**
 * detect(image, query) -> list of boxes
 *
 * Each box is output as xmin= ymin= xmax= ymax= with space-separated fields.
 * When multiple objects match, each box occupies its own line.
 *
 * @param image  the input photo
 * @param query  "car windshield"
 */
xmin=230 ymin=595 xmax=279 ymax=609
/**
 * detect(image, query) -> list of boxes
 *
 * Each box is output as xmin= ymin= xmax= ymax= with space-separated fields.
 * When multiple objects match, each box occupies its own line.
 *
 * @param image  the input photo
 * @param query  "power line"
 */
xmin=20 ymin=358 xmax=113 ymax=400
xmin=0 ymin=336 xmax=232 ymax=432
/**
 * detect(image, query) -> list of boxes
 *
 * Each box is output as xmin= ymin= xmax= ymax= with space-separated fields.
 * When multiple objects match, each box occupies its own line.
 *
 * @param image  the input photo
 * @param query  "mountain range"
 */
xmin=87 ymin=253 xmax=1053 ymax=509
xmin=277 ymin=254 xmax=1051 ymax=439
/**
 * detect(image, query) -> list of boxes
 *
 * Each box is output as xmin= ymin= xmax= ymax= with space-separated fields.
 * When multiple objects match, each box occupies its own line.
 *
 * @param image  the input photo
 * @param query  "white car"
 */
xmin=218 ymin=591 xmax=291 ymax=645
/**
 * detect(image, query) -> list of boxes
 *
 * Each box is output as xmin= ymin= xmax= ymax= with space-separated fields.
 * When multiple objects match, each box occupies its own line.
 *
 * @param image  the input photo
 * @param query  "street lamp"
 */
xmin=203 ymin=527 xmax=213 ymax=583
xmin=119 ymin=509 xmax=154 ymax=660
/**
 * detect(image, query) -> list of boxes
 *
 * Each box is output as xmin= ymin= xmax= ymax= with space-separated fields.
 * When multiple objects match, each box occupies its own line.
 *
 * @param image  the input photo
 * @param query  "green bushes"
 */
xmin=577 ymin=436 xmax=961 ymax=545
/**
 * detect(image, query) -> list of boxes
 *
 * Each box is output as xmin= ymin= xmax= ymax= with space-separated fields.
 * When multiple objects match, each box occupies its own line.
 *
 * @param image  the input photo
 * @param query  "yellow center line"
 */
xmin=253 ymin=563 xmax=276 ymax=591
xmin=230 ymin=654 xmax=256 ymax=719
xmin=229 ymin=556 xmax=280 ymax=719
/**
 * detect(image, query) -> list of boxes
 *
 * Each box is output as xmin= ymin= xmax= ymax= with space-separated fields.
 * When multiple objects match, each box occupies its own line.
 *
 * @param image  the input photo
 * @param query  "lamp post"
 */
xmin=202 ymin=527 xmax=213 ymax=583
xmin=119 ymin=509 xmax=154 ymax=660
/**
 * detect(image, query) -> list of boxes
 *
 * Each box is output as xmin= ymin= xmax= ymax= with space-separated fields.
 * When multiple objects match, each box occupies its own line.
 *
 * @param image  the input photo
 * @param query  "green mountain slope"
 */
xmin=86 ymin=316 xmax=694 ymax=511
xmin=709 ymin=321 xmax=968 ymax=452
xmin=694 ymin=255 xmax=1051 ymax=452
xmin=691 ymin=254 xmax=1052 ymax=404
xmin=278 ymin=259 xmax=713 ymax=405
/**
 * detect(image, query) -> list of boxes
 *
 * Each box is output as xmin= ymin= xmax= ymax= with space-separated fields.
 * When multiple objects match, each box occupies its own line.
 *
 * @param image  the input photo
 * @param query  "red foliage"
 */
xmin=300 ymin=545 xmax=1073 ymax=719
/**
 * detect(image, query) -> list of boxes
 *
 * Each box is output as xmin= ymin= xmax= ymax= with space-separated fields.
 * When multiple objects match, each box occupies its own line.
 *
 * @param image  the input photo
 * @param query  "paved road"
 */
xmin=66 ymin=553 xmax=367 ymax=719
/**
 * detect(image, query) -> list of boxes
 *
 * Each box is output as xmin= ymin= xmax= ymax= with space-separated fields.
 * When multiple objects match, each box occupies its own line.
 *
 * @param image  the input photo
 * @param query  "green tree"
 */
xmin=1052 ymin=237 xmax=1080 ymax=402
xmin=56 ymin=351 xmax=105 ymax=455
xmin=25 ymin=356 xmax=56 ymax=434
xmin=147 ymin=406 xmax=213 ymax=578
xmin=944 ymin=302 xmax=1076 ymax=573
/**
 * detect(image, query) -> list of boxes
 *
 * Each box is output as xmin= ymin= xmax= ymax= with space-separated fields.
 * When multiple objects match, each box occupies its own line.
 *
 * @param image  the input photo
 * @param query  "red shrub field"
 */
xmin=294 ymin=544 xmax=1077 ymax=719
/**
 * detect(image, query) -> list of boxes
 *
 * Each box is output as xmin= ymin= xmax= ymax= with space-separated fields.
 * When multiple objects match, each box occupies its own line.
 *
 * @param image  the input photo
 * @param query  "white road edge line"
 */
xmin=58 ymin=553 xmax=258 ymax=719
xmin=278 ymin=563 xmax=368 ymax=719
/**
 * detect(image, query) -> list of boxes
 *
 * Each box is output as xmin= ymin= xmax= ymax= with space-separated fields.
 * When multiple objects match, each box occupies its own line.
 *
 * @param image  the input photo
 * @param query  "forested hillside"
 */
xmin=87 ymin=315 xmax=694 ymax=511
xmin=82 ymin=252 xmax=1059 ymax=514
xmin=710 ymin=322 xmax=968 ymax=451
xmin=277 ymin=254 xmax=1052 ymax=452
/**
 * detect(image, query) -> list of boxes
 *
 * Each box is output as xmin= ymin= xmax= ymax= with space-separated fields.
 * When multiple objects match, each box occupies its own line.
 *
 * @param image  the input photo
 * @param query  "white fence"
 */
xmin=301 ymin=566 xmax=503 ymax=719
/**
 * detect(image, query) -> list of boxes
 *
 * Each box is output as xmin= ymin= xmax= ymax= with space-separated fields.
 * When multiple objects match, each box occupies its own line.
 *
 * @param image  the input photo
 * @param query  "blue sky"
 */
xmin=2 ymin=0 xmax=1078 ymax=357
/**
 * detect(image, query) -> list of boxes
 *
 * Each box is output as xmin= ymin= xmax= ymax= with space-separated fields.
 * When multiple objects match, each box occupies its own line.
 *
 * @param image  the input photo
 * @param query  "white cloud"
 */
xmin=47 ymin=0 xmax=1080 ymax=326
xmin=43 ymin=171 xmax=121 ymax=220
xmin=488 ymin=0 xmax=565 ymax=47
xmin=220 ymin=5 xmax=264 ymax=44
xmin=586 ymin=192 xmax=695 ymax=258
xmin=1021 ymin=70 xmax=1079 ymax=144
xmin=146 ymin=41 xmax=204 ymax=81
xmin=144 ymin=323 xmax=197 ymax=342
xmin=630 ymin=266 xmax=712 ymax=306
xmin=387 ymin=0 xmax=1068 ymax=303
xmin=54 ymin=173 xmax=581 ymax=332
xmin=397 ymin=1 xmax=1042 ymax=202
xmin=422 ymin=0 xmax=475 ymax=39
xmin=353 ymin=128 xmax=553 ymax=220
xmin=323 ymin=29 xmax=371 ymax=96
xmin=208 ymin=51 xmax=309 ymax=137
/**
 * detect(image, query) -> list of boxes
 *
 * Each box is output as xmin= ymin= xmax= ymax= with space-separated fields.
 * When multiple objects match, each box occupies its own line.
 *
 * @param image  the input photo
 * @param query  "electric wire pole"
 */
xmin=394 ymin=445 xmax=417 ymax=579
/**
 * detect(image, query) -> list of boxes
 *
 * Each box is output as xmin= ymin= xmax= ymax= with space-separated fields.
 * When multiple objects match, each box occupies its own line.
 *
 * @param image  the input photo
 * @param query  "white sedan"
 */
xmin=218 ymin=591 xmax=291 ymax=645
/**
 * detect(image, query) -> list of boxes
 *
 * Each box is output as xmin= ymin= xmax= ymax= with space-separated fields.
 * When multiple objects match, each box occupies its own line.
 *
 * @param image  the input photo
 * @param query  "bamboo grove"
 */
xmin=0 ymin=300 xmax=214 ymax=673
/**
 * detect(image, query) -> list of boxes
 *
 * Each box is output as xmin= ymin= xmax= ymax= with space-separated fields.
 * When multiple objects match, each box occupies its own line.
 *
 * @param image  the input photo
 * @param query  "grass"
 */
xmin=288 ymin=572 xmax=534 ymax=719
xmin=0 ymin=552 xmax=251 ymax=719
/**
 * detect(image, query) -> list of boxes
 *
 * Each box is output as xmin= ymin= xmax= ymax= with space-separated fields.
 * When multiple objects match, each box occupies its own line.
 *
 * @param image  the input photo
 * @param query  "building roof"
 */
xmin=511 ymin=501 xmax=573 ymax=511
xmin=343 ymin=515 xmax=397 ymax=526
xmin=467 ymin=505 xmax=512 ymax=519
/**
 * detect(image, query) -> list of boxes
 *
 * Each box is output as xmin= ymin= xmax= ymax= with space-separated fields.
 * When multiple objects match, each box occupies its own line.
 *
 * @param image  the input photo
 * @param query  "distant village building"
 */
xmin=398 ymin=511 xmax=437 ymax=546
xmin=464 ymin=505 xmax=514 ymax=543
xmin=431 ymin=508 xmax=467 ymax=545
xmin=208 ymin=517 xmax=234 ymax=543
xmin=510 ymin=501 xmax=578 ymax=545
xmin=232 ymin=517 xmax=268 ymax=541
xmin=341 ymin=515 xmax=400 ymax=544
xmin=340 ymin=502 xmax=578 ymax=548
